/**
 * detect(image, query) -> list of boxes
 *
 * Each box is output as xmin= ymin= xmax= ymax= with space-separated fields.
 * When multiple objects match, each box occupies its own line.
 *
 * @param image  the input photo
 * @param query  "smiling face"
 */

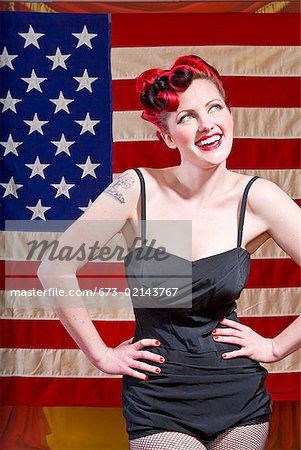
xmin=161 ymin=78 xmax=234 ymax=168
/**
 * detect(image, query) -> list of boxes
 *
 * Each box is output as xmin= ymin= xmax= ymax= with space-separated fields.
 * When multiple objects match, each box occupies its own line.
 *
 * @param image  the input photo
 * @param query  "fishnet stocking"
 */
xmin=129 ymin=422 xmax=270 ymax=450
xmin=130 ymin=431 xmax=207 ymax=450
xmin=207 ymin=422 xmax=270 ymax=450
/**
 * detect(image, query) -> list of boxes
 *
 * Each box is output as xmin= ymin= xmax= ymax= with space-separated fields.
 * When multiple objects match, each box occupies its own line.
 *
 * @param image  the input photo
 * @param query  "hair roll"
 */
xmin=136 ymin=55 xmax=228 ymax=132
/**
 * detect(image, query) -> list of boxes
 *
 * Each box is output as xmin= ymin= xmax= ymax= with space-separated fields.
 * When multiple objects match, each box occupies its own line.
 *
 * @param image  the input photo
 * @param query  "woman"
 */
xmin=38 ymin=55 xmax=301 ymax=450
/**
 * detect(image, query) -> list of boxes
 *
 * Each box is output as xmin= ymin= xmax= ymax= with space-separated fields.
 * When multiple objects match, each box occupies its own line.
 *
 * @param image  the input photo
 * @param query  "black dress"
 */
xmin=122 ymin=168 xmax=271 ymax=442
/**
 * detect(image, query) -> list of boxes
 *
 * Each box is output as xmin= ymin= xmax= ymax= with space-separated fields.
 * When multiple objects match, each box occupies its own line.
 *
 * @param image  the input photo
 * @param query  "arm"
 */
xmin=38 ymin=169 xmax=164 ymax=379
xmin=213 ymin=178 xmax=301 ymax=363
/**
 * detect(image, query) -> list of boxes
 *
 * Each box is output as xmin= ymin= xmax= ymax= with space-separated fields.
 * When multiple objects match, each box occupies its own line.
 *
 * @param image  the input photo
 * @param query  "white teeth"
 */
xmin=196 ymin=135 xmax=221 ymax=146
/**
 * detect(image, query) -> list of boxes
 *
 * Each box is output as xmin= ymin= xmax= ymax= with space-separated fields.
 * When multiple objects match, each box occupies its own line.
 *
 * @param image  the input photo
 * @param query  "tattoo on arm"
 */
xmin=104 ymin=173 xmax=135 ymax=204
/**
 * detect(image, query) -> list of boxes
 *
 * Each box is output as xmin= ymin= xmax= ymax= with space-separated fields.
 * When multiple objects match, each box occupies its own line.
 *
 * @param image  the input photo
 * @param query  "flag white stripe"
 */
xmin=112 ymin=169 xmax=301 ymax=198
xmin=0 ymin=231 xmax=125 ymax=261
xmin=112 ymin=170 xmax=301 ymax=198
xmin=0 ymin=347 xmax=299 ymax=376
xmin=111 ymin=46 xmax=301 ymax=79
xmin=1 ymin=287 xmax=300 ymax=319
xmin=113 ymin=109 xmax=300 ymax=141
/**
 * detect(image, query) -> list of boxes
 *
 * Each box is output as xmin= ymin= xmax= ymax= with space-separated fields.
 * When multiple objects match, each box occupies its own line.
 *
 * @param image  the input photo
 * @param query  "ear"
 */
xmin=158 ymin=131 xmax=177 ymax=149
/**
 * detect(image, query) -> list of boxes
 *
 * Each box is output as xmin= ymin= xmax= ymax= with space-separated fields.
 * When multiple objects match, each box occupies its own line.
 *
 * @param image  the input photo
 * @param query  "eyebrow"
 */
xmin=176 ymin=98 xmax=222 ymax=119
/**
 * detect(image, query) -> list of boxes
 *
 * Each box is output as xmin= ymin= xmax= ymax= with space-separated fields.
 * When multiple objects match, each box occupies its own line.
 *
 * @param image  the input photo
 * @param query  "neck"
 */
xmin=167 ymin=161 xmax=230 ymax=200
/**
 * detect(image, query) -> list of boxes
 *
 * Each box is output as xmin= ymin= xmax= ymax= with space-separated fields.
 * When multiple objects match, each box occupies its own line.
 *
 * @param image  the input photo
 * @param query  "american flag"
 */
xmin=0 ymin=11 xmax=112 ymax=226
xmin=0 ymin=10 xmax=300 ymax=409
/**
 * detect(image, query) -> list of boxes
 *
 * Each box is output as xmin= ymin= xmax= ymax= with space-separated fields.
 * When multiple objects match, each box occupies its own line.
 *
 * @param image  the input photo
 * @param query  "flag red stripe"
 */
xmin=0 ymin=320 xmax=135 ymax=349
xmin=0 ymin=377 xmax=123 ymax=407
xmin=247 ymin=259 xmax=301 ymax=288
xmin=228 ymin=139 xmax=301 ymax=170
xmin=0 ymin=373 xmax=299 ymax=406
xmin=1 ymin=259 xmax=300 ymax=289
xmin=113 ymin=141 xmax=180 ymax=172
xmin=240 ymin=317 xmax=298 ymax=338
xmin=113 ymin=139 xmax=301 ymax=172
xmin=3 ymin=261 xmax=128 ymax=277
xmin=223 ymin=77 xmax=301 ymax=108
xmin=0 ymin=317 xmax=297 ymax=349
xmin=111 ymin=13 xmax=301 ymax=47
xmin=113 ymin=78 xmax=301 ymax=111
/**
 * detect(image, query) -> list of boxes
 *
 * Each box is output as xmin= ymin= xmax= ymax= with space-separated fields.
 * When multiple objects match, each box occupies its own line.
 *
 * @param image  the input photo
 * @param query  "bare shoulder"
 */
xmin=78 ymin=168 xmax=141 ymax=222
xmin=138 ymin=166 xmax=171 ymax=178
xmin=244 ymin=176 xmax=296 ymax=214
xmin=242 ymin=174 xmax=300 ymax=265
xmin=103 ymin=168 xmax=141 ymax=204
xmin=106 ymin=165 xmax=169 ymax=208
xmin=228 ymin=172 xmax=289 ymax=204
xmin=227 ymin=171 xmax=255 ymax=187
xmin=137 ymin=166 xmax=174 ymax=188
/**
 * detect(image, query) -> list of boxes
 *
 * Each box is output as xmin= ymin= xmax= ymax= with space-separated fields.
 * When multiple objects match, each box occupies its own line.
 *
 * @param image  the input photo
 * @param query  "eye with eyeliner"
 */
xmin=177 ymin=113 xmax=194 ymax=124
xmin=177 ymin=103 xmax=223 ymax=124
xmin=209 ymin=103 xmax=223 ymax=112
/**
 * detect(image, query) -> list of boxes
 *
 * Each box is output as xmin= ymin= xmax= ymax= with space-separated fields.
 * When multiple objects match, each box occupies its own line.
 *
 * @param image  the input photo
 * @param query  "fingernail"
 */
xmin=222 ymin=354 xmax=227 ymax=358
xmin=212 ymin=329 xmax=217 ymax=334
xmin=155 ymin=368 xmax=160 ymax=373
xmin=159 ymin=357 xmax=164 ymax=363
xmin=145 ymin=375 xmax=149 ymax=380
xmin=155 ymin=340 xmax=161 ymax=346
xmin=213 ymin=336 xmax=219 ymax=340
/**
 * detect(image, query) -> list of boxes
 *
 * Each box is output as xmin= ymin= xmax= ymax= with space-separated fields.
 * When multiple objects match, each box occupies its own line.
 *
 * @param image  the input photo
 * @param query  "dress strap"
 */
xmin=237 ymin=176 xmax=260 ymax=247
xmin=132 ymin=168 xmax=146 ymax=244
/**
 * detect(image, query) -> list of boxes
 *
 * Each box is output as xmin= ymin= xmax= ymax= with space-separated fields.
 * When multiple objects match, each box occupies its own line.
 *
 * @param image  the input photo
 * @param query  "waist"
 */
xmin=124 ymin=345 xmax=268 ymax=384
xmin=133 ymin=310 xmax=240 ymax=352
xmin=133 ymin=339 xmax=244 ymax=359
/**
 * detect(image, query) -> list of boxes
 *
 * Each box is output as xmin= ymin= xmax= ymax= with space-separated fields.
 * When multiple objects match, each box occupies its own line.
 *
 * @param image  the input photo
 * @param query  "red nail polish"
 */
xmin=155 ymin=368 xmax=160 ymax=373
xmin=145 ymin=375 xmax=149 ymax=380
xmin=214 ymin=336 xmax=219 ymax=340
xmin=155 ymin=340 xmax=161 ymax=346
xmin=222 ymin=354 xmax=227 ymax=358
xmin=159 ymin=357 xmax=164 ymax=363
xmin=212 ymin=329 xmax=217 ymax=334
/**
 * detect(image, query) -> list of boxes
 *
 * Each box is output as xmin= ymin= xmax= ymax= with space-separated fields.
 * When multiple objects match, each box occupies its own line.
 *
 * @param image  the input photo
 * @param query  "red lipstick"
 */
xmin=195 ymin=134 xmax=222 ymax=152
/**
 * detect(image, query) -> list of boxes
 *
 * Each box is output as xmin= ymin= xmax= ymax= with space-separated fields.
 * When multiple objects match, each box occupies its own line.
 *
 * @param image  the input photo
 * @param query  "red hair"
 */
xmin=136 ymin=55 xmax=228 ymax=135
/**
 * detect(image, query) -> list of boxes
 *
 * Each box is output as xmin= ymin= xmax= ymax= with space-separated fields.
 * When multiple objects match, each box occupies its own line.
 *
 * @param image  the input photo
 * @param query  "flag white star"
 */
xmin=51 ymin=177 xmax=75 ymax=199
xmin=0 ymin=47 xmax=18 ymax=70
xmin=25 ymin=156 xmax=50 ymax=179
xmin=0 ymin=90 xmax=22 ymax=113
xmin=0 ymin=176 xmax=23 ymax=198
xmin=51 ymin=133 xmax=75 ymax=156
xmin=26 ymin=199 xmax=51 ymax=221
xmin=46 ymin=47 xmax=71 ymax=70
xmin=79 ymin=199 xmax=93 ymax=212
xmin=0 ymin=134 xmax=23 ymax=156
xmin=21 ymin=69 xmax=47 ymax=93
xmin=50 ymin=91 xmax=74 ymax=114
xmin=19 ymin=25 xmax=45 ymax=49
xmin=76 ymin=156 xmax=100 ymax=178
xmin=75 ymin=112 xmax=100 ymax=135
xmin=24 ymin=113 xmax=49 ymax=135
xmin=72 ymin=25 xmax=97 ymax=49
xmin=73 ymin=69 xmax=98 ymax=92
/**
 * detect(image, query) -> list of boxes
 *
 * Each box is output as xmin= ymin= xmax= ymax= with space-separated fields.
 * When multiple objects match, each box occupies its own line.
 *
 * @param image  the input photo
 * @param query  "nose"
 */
xmin=197 ymin=113 xmax=214 ymax=134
